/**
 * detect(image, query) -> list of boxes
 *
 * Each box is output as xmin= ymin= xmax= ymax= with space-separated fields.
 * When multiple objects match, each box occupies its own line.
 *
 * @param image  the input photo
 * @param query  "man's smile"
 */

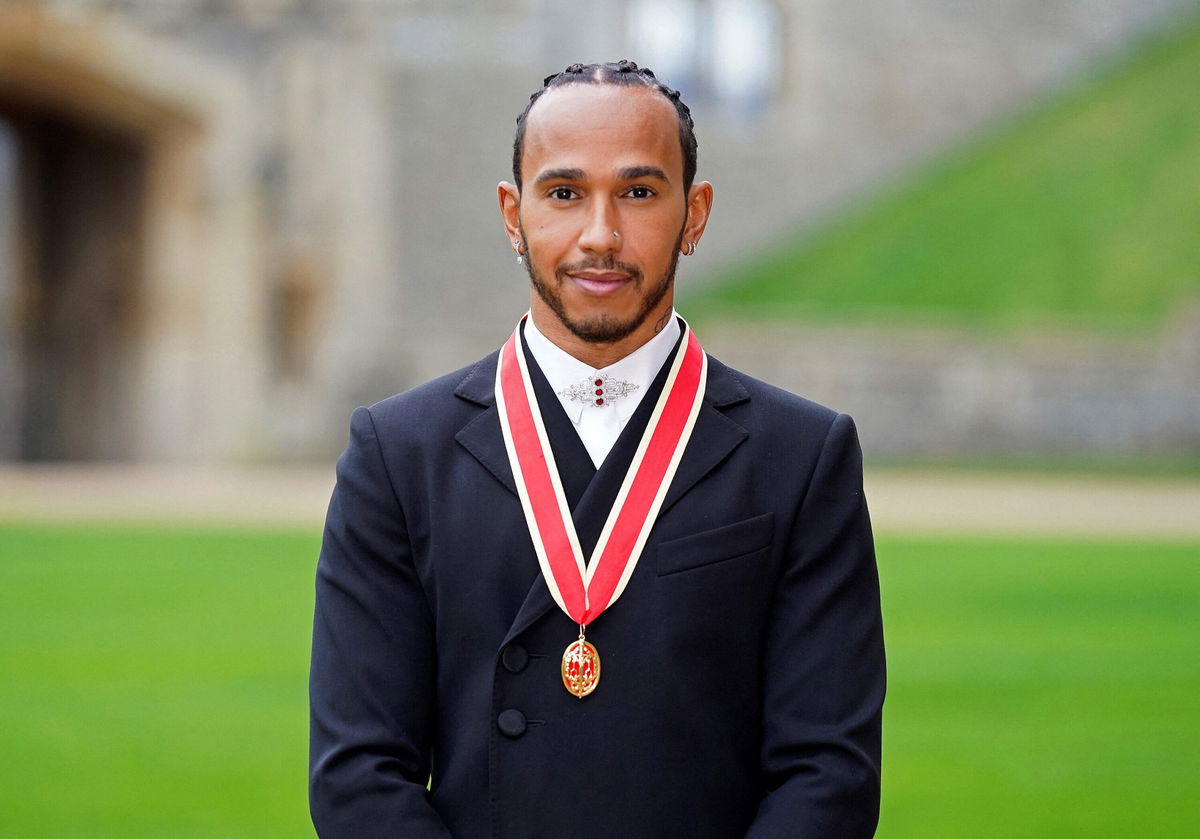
xmin=566 ymin=270 xmax=634 ymax=295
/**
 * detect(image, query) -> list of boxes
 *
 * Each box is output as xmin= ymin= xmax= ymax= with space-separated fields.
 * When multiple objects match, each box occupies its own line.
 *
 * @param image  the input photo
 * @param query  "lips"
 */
xmin=568 ymin=272 xmax=631 ymax=295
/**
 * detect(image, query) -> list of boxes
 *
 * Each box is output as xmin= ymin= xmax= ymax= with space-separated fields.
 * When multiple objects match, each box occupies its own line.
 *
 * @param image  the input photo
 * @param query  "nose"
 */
xmin=577 ymin=198 xmax=621 ymax=256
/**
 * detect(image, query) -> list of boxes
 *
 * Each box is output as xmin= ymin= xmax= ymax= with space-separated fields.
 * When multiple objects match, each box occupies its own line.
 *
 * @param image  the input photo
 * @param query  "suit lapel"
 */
xmin=660 ymin=356 xmax=749 ymax=516
xmin=452 ymin=342 xmax=601 ymax=505
xmin=455 ymin=346 xmax=592 ymax=647
xmin=456 ymin=346 xmax=751 ymax=646
xmin=453 ymin=351 xmax=517 ymax=496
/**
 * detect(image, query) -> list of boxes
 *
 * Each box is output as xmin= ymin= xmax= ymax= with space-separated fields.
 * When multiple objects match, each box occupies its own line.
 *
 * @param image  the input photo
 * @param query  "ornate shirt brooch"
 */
xmin=558 ymin=374 xmax=640 ymax=408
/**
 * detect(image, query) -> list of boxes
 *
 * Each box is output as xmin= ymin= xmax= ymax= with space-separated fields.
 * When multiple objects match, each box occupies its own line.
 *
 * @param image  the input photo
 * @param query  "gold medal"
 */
xmin=561 ymin=628 xmax=601 ymax=698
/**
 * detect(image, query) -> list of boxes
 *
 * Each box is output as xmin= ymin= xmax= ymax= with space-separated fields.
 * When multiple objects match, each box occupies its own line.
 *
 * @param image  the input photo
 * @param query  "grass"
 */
xmin=1 ymin=524 xmax=1197 ymax=837
xmin=877 ymin=536 xmax=1198 ymax=837
xmin=690 ymin=13 xmax=1200 ymax=332
xmin=869 ymin=450 xmax=1200 ymax=479
xmin=0 ymin=525 xmax=319 ymax=839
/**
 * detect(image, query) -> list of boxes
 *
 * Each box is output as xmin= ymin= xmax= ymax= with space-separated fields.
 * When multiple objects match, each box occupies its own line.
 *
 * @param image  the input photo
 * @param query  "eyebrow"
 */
xmin=531 ymin=165 xmax=672 ymax=187
xmin=616 ymin=166 xmax=670 ymax=183
xmin=533 ymin=167 xmax=586 ymax=186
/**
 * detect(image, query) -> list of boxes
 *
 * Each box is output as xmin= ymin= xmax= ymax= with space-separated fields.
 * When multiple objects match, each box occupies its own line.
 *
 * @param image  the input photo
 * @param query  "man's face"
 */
xmin=509 ymin=84 xmax=691 ymax=346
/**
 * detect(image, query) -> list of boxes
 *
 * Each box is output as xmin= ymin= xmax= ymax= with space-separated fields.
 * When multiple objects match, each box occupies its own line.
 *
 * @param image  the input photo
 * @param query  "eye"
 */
xmin=549 ymin=186 xmax=578 ymax=201
xmin=625 ymin=185 xmax=655 ymax=200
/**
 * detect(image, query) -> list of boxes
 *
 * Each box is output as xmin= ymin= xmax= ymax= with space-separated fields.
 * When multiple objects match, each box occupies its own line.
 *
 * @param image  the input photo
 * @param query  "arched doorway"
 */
xmin=0 ymin=6 xmax=209 ymax=462
xmin=0 ymin=103 xmax=147 ymax=460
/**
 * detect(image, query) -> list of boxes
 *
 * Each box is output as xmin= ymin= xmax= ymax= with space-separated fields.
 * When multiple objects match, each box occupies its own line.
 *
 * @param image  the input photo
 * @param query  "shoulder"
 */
xmin=706 ymin=354 xmax=865 ymax=478
xmin=709 ymin=354 xmax=843 ymax=428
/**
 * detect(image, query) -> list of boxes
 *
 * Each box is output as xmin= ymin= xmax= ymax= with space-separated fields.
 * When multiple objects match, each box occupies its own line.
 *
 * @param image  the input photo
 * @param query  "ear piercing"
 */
xmin=682 ymin=241 xmax=697 ymax=256
xmin=514 ymin=238 xmax=524 ymax=265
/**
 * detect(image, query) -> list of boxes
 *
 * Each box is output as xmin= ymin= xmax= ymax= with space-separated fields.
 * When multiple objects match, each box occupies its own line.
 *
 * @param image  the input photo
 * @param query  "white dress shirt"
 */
xmin=524 ymin=311 xmax=682 ymax=468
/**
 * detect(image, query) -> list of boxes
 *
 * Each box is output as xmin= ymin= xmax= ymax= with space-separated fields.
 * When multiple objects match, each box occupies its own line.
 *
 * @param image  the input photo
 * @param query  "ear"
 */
xmin=498 ymin=181 xmax=522 ymax=250
xmin=681 ymin=180 xmax=714 ymax=252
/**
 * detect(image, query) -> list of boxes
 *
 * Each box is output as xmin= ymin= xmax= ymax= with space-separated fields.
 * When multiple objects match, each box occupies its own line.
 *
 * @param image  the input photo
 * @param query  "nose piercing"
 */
xmin=612 ymin=231 xmax=620 ymax=238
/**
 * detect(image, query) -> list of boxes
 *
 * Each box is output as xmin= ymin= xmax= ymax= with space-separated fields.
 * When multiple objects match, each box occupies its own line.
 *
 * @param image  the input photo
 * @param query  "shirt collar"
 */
xmin=523 ymin=310 xmax=682 ymax=425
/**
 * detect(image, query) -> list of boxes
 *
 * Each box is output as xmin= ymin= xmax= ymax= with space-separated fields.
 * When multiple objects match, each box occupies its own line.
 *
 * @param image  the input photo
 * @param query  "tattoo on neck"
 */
xmin=653 ymin=312 xmax=669 ymax=334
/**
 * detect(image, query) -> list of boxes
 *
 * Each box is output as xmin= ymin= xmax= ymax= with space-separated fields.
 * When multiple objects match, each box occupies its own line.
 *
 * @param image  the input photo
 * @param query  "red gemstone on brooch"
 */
xmin=595 ymin=398 xmax=604 ymax=405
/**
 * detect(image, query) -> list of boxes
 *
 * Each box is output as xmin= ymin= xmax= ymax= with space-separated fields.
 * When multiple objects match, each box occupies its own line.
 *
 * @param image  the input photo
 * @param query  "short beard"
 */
xmin=522 ymin=230 xmax=682 ymax=344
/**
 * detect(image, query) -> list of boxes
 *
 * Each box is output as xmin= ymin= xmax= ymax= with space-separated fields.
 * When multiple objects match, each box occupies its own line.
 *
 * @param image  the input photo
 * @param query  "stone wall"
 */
xmin=700 ymin=306 xmax=1200 ymax=458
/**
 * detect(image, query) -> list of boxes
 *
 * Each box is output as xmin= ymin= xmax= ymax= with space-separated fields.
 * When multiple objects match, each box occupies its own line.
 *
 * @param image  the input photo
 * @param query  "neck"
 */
xmin=529 ymin=303 xmax=674 ymax=369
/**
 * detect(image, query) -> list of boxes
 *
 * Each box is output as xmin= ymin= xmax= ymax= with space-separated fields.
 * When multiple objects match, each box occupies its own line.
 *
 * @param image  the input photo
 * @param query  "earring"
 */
xmin=513 ymin=238 xmax=524 ymax=265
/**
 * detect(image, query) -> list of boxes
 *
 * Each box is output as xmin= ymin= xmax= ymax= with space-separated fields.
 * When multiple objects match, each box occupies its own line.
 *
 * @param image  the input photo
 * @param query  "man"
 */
xmin=310 ymin=60 xmax=885 ymax=839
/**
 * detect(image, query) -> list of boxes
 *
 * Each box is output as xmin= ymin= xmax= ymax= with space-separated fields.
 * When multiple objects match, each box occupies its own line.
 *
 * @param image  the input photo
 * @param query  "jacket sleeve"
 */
xmin=745 ymin=412 xmax=886 ymax=838
xmin=309 ymin=406 xmax=454 ymax=839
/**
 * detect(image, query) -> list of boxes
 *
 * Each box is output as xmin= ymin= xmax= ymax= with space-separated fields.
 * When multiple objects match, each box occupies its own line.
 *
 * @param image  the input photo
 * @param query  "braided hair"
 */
xmin=512 ymin=59 xmax=698 ymax=192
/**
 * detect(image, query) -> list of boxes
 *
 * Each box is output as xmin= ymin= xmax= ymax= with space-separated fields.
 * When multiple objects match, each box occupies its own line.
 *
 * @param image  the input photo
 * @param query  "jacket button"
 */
xmin=497 ymin=709 xmax=527 ymax=738
xmin=501 ymin=644 xmax=529 ymax=673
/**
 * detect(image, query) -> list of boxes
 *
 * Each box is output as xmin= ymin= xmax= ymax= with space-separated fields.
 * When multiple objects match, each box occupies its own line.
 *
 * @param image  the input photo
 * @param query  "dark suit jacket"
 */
xmin=310 ymin=344 xmax=885 ymax=839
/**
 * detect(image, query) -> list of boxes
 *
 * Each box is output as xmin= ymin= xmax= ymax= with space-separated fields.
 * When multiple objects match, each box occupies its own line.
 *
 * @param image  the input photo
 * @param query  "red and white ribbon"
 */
xmin=495 ymin=314 xmax=708 ymax=625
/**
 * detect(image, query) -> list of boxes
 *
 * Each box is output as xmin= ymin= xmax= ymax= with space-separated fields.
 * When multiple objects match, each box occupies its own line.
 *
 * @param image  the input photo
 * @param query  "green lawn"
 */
xmin=690 ymin=13 xmax=1200 ymax=332
xmin=1 ymin=524 xmax=1196 ymax=837
xmin=0 ymin=525 xmax=319 ymax=839
xmin=877 ymin=537 xmax=1198 ymax=837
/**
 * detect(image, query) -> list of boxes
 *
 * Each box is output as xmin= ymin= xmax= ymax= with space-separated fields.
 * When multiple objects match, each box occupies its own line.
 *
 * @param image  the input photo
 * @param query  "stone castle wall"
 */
xmin=701 ymin=306 xmax=1200 ymax=458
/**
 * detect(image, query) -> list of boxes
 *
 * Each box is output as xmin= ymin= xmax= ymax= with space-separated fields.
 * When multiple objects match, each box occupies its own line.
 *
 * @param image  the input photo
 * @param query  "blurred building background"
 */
xmin=0 ymin=0 xmax=1196 ymax=463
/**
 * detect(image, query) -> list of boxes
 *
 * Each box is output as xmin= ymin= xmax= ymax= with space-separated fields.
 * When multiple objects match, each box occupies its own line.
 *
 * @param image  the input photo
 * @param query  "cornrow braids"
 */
xmin=511 ymin=59 xmax=698 ymax=193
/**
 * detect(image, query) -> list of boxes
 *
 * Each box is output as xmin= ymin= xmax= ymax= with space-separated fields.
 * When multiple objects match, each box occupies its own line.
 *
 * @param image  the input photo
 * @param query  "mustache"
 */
xmin=556 ymin=255 xmax=642 ymax=279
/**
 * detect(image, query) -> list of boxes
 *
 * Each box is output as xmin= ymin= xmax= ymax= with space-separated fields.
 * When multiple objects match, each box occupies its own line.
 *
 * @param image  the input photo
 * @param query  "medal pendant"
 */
xmin=561 ymin=631 xmax=601 ymax=698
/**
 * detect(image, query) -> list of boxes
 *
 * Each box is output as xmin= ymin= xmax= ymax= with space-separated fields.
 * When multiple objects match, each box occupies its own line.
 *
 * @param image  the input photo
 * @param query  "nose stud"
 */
xmin=612 ymin=231 xmax=620 ymax=238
